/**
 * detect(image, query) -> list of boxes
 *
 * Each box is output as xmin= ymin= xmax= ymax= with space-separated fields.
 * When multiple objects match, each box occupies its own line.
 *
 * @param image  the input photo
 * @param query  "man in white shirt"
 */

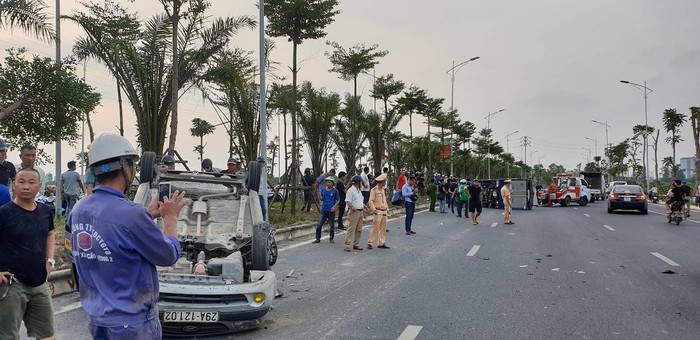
xmin=344 ymin=176 xmax=366 ymax=252
xmin=360 ymin=166 xmax=370 ymax=204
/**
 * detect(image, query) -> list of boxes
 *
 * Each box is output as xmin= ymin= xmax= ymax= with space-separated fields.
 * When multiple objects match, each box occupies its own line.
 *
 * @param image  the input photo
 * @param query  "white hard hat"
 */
xmin=88 ymin=133 xmax=139 ymax=168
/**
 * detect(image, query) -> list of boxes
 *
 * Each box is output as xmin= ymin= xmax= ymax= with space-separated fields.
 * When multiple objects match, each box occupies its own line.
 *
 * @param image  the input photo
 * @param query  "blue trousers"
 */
xmin=404 ymin=201 xmax=415 ymax=232
xmin=258 ymin=195 xmax=267 ymax=220
xmin=315 ymin=210 xmax=336 ymax=241
xmin=89 ymin=318 xmax=161 ymax=340
xmin=439 ymin=198 xmax=446 ymax=213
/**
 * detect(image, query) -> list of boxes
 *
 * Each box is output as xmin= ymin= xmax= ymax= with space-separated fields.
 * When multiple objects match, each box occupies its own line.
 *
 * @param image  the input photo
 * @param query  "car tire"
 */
xmin=607 ymin=205 xmax=613 ymax=213
xmin=247 ymin=161 xmax=262 ymax=192
xmin=139 ymin=151 xmax=157 ymax=185
xmin=563 ymin=196 xmax=571 ymax=207
xmin=641 ymin=209 xmax=648 ymax=215
xmin=268 ymin=233 xmax=278 ymax=266
xmin=252 ymin=222 xmax=271 ymax=270
xmin=590 ymin=196 xmax=596 ymax=202
xmin=579 ymin=196 xmax=588 ymax=206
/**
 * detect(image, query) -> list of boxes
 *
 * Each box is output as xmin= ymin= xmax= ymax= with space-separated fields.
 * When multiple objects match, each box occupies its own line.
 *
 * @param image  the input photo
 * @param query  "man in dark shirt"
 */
xmin=449 ymin=178 xmax=459 ymax=213
xmin=0 ymin=168 xmax=56 ymax=339
xmin=336 ymin=171 xmax=347 ymax=230
xmin=468 ymin=180 xmax=483 ymax=225
xmin=665 ymin=179 xmax=685 ymax=215
xmin=680 ymin=180 xmax=692 ymax=217
xmin=301 ymin=168 xmax=316 ymax=212
xmin=0 ymin=138 xmax=15 ymax=187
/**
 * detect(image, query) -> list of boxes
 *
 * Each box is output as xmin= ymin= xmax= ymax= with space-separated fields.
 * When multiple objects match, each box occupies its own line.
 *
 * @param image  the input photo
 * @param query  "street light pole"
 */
xmin=620 ymin=80 xmax=652 ymax=192
xmin=485 ymin=108 xmax=505 ymax=179
xmin=592 ymin=120 xmax=611 ymax=183
xmin=506 ymin=130 xmax=519 ymax=154
xmin=447 ymin=56 xmax=480 ymax=175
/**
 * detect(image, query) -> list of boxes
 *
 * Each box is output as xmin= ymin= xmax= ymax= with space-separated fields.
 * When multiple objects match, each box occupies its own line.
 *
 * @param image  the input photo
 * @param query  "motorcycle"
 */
xmin=649 ymin=191 xmax=659 ymax=204
xmin=668 ymin=201 xmax=684 ymax=225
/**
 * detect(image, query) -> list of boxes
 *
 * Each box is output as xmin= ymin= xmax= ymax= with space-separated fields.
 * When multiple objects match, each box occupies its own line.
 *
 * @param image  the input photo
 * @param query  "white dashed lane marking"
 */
xmin=491 ymin=222 xmax=498 ymax=228
xmin=466 ymin=245 xmax=481 ymax=257
xmin=584 ymin=213 xmax=590 ymax=217
xmin=650 ymin=252 xmax=681 ymax=267
xmin=397 ymin=325 xmax=423 ymax=340
xmin=602 ymin=225 xmax=615 ymax=231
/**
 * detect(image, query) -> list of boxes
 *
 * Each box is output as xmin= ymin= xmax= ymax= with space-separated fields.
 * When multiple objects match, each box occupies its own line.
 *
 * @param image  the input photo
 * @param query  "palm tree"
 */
xmin=332 ymin=95 xmax=368 ymax=176
xmin=190 ymin=118 xmax=215 ymax=160
xmin=0 ymin=0 xmax=55 ymax=42
xmin=67 ymin=1 xmax=254 ymax=155
xmin=366 ymin=108 xmax=404 ymax=173
xmin=298 ymin=81 xmax=341 ymax=175
xmin=395 ymin=85 xmax=428 ymax=141
xmin=325 ymin=41 xmax=388 ymax=99
xmin=370 ymin=74 xmax=404 ymax=117
xmin=201 ymin=48 xmax=269 ymax=164
xmin=267 ymin=83 xmax=296 ymax=173
xmin=662 ymin=108 xmax=687 ymax=173
xmin=689 ymin=106 xmax=700 ymax=184
xmin=265 ymin=0 xmax=340 ymax=215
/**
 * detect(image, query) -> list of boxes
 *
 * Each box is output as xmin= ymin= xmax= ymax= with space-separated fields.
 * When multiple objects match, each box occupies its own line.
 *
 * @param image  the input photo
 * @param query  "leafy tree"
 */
xmin=662 ymin=108 xmax=687 ymax=168
xmin=0 ymin=0 xmax=55 ymax=42
xmin=370 ymin=73 xmax=404 ymax=116
xmin=332 ymin=95 xmax=367 ymax=175
xmin=651 ymin=129 xmax=660 ymax=184
xmin=68 ymin=0 xmax=254 ymax=155
xmin=158 ymin=0 xmax=209 ymax=156
xmin=201 ymin=48 xmax=269 ymax=164
xmin=395 ymin=85 xmax=428 ymax=141
xmin=606 ymin=140 xmax=630 ymax=178
xmin=366 ymin=108 xmax=404 ymax=173
xmin=0 ymin=48 xmax=100 ymax=150
xmin=688 ymin=106 xmax=700 ymax=184
xmin=632 ymin=124 xmax=654 ymax=186
xmin=267 ymin=136 xmax=279 ymax=177
xmin=298 ymin=81 xmax=340 ymax=175
xmin=190 ymin=118 xmax=215 ymax=160
xmin=264 ymin=0 xmax=339 ymax=214
xmin=325 ymin=41 xmax=388 ymax=99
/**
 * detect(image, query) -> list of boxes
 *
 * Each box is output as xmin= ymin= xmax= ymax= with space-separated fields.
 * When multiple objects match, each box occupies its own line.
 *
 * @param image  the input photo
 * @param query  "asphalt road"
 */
xmin=35 ymin=201 xmax=700 ymax=340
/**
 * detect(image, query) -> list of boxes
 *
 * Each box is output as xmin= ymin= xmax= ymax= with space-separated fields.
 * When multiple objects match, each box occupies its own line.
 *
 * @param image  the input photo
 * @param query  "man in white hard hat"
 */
xmin=69 ymin=133 xmax=187 ymax=339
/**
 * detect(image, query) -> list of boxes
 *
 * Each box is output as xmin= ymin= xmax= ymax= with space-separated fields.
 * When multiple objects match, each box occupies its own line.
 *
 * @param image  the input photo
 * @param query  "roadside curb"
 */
xmin=48 ymin=202 xmax=429 ymax=297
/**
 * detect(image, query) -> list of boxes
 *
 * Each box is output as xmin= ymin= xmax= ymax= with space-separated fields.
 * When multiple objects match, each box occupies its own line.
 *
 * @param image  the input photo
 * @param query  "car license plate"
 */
xmin=163 ymin=310 xmax=219 ymax=323
xmin=624 ymin=197 xmax=631 ymax=202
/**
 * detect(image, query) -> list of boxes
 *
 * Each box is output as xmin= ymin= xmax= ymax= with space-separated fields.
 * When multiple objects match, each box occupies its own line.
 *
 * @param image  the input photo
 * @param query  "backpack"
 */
xmin=392 ymin=189 xmax=404 ymax=206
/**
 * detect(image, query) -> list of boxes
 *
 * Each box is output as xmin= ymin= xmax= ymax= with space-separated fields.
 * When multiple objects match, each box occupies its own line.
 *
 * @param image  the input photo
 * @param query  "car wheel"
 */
xmin=252 ymin=222 xmax=271 ymax=270
xmin=607 ymin=207 xmax=613 ymax=213
xmin=564 ymin=196 xmax=571 ymax=207
xmin=139 ymin=151 xmax=157 ymax=185
xmin=590 ymin=196 xmax=596 ymax=202
xmin=641 ymin=209 xmax=648 ymax=215
xmin=268 ymin=233 xmax=278 ymax=266
xmin=247 ymin=161 xmax=262 ymax=192
xmin=579 ymin=196 xmax=588 ymax=206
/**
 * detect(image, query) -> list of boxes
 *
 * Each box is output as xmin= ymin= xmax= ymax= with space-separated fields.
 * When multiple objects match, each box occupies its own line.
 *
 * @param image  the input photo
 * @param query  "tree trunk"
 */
xmin=653 ymin=129 xmax=660 ymax=185
xmin=167 ymin=3 xmax=181 ymax=156
xmin=691 ymin=107 xmax=700 ymax=185
xmin=86 ymin=111 xmax=95 ymax=143
xmin=0 ymin=97 xmax=26 ymax=120
xmin=117 ymin=83 xmax=124 ymax=136
xmin=291 ymin=42 xmax=299 ymax=216
xmin=353 ymin=75 xmax=357 ymax=100
xmin=199 ymin=135 xmax=204 ymax=160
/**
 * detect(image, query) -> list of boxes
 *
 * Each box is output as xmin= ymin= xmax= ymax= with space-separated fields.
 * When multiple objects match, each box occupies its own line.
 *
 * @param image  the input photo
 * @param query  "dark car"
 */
xmin=607 ymin=185 xmax=648 ymax=214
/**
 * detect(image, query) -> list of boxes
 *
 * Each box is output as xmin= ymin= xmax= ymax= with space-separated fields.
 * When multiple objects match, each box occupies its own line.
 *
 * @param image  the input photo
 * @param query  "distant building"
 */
xmin=680 ymin=157 xmax=695 ymax=179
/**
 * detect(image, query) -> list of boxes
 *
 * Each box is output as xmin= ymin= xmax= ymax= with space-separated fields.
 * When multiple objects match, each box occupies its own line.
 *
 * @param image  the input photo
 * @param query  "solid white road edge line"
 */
xmin=650 ymin=252 xmax=681 ymax=267
xmin=466 ymin=245 xmax=481 ymax=257
xmin=397 ymin=325 xmax=423 ymax=340
xmin=602 ymin=224 xmax=616 ymax=231
xmin=491 ymin=222 xmax=498 ymax=228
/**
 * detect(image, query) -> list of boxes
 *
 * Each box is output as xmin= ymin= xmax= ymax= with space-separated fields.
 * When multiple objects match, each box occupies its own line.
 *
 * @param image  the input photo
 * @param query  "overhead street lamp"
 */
xmin=447 ymin=56 xmax=480 ymax=176
xmin=620 ymin=80 xmax=652 ymax=192
xmin=592 ymin=120 xmax=611 ymax=183
xmin=485 ymin=108 xmax=505 ymax=179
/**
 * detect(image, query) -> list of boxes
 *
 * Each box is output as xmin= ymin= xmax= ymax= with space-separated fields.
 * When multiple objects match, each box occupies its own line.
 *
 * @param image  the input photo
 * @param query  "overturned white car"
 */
xmin=135 ymin=152 xmax=278 ymax=337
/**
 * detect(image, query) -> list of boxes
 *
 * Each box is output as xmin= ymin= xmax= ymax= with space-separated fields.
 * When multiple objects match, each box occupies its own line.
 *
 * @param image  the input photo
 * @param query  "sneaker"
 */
xmin=329 ymin=239 xmax=335 ymax=243
xmin=312 ymin=239 xmax=320 ymax=243
xmin=406 ymin=232 xmax=411 ymax=235
xmin=410 ymin=231 xmax=416 ymax=234
xmin=367 ymin=244 xmax=373 ymax=249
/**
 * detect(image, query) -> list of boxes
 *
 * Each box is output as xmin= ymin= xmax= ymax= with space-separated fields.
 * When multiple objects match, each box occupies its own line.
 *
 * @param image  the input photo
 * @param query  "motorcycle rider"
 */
xmin=665 ymin=180 xmax=685 ymax=216
xmin=649 ymin=185 xmax=659 ymax=203
xmin=679 ymin=180 xmax=692 ymax=217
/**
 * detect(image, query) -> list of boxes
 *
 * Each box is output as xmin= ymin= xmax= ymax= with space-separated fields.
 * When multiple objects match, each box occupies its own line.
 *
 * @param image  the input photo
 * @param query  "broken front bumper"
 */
xmin=157 ymin=270 xmax=277 ymax=337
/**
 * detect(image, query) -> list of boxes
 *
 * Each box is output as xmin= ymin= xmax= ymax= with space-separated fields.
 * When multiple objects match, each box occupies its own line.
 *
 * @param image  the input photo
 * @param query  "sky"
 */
xmin=1 ymin=0 xmax=699 ymax=179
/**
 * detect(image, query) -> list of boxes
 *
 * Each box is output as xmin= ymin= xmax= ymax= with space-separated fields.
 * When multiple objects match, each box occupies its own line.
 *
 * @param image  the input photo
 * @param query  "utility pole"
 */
xmin=447 ymin=57 xmax=480 ymax=176
xmin=521 ymin=136 xmax=531 ymax=166
xmin=55 ymin=0 xmax=62 ymax=217
xmin=258 ymin=0 xmax=268 ymax=221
